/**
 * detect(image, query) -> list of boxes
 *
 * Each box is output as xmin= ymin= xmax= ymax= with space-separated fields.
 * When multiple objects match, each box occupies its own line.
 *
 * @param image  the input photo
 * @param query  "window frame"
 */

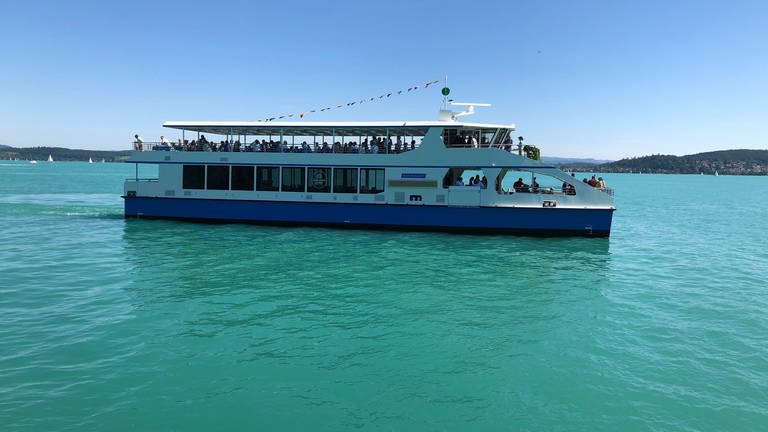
xmin=206 ymin=165 xmax=230 ymax=190
xmin=231 ymin=165 xmax=255 ymax=191
xmin=281 ymin=167 xmax=306 ymax=192
xmin=256 ymin=166 xmax=280 ymax=191
xmin=360 ymin=168 xmax=385 ymax=194
xmin=333 ymin=167 xmax=358 ymax=194
xmin=182 ymin=164 xmax=205 ymax=190
xmin=307 ymin=167 xmax=331 ymax=193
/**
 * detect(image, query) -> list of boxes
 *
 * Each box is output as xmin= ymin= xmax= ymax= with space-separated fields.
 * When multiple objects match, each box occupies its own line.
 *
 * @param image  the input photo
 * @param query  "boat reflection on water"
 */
xmin=121 ymin=218 xmax=611 ymax=308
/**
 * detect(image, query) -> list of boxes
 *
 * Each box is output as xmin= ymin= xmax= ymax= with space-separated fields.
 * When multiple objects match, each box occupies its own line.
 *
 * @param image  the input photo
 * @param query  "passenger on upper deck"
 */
xmin=502 ymin=135 xmax=513 ymax=152
xmin=133 ymin=134 xmax=144 ymax=151
xmin=588 ymin=175 xmax=597 ymax=187
xmin=597 ymin=177 xmax=606 ymax=189
xmin=481 ymin=176 xmax=488 ymax=189
xmin=455 ymin=176 xmax=464 ymax=186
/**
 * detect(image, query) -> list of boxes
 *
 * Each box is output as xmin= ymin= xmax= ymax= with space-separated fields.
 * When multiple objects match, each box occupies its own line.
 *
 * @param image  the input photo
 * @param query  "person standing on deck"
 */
xmin=133 ymin=134 xmax=144 ymax=151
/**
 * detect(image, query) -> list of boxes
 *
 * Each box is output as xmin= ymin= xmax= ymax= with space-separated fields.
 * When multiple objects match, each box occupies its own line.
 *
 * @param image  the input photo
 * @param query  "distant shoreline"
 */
xmin=0 ymin=146 xmax=131 ymax=163
xmin=558 ymin=149 xmax=768 ymax=176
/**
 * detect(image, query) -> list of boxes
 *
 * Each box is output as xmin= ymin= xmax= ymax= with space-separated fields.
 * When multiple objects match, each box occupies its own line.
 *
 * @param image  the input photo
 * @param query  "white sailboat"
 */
xmin=714 ymin=170 xmax=719 ymax=176
xmin=47 ymin=154 xmax=53 ymax=162
xmin=89 ymin=157 xmax=93 ymax=163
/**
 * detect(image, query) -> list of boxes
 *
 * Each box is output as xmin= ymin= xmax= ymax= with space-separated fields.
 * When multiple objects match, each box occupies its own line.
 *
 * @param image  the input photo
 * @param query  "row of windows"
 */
xmin=182 ymin=165 xmax=385 ymax=194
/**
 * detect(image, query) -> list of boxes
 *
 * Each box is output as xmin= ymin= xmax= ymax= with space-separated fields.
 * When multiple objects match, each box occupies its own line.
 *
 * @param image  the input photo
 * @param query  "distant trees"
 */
xmin=0 ymin=146 xmax=131 ymax=162
xmin=594 ymin=150 xmax=768 ymax=175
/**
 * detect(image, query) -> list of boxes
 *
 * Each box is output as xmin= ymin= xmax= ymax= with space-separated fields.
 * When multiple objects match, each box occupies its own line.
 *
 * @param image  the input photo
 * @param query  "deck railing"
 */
xmin=132 ymin=141 xmax=424 ymax=154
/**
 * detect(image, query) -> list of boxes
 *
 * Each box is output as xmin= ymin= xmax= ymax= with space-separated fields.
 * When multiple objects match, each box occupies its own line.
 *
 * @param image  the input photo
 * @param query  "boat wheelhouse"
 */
xmin=123 ymin=110 xmax=615 ymax=236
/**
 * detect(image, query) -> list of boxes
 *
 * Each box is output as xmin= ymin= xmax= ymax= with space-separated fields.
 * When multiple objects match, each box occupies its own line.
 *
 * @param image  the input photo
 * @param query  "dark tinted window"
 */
xmin=307 ymin=167 xmax=331 ymax=193
xmin=207 ymin=165 xmax=229 ymax=190
xmin=183 ymin=165 xmax=205 ymax=189
xmin=256 ymin=166 xmax=279 ymax=191
xmin=360 ymin=168 xmax=385 ymax=194
xmin=281 ymin=167 xmax=305 ymax=192
xmin=231 ymin=166 xmax=254 ymax=191
xmin=333 ymin=168 xmax=357 ymax=193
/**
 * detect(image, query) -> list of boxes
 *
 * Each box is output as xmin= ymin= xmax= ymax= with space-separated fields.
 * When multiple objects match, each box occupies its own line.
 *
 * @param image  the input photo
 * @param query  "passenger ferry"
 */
xmin=123 ymin=104 xmax=615 ymax=236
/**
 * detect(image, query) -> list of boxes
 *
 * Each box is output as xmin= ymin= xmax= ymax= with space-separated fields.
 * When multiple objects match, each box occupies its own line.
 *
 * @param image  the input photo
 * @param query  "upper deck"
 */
xmin=162 ymin=120 xmax=514 ymax=136
xmin=134 ymin=120 xmax=520 ymax=155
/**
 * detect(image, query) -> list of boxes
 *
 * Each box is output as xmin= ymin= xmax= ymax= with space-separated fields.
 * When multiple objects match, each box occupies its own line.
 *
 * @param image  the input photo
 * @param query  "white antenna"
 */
xmin=442 ymin=76 xmax=448 ymax=109
xmin=439 ymin=101 xmax=492 ymax=121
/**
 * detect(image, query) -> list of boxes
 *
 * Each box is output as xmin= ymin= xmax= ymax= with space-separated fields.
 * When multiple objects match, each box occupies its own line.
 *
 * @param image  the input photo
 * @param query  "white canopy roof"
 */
xmin=163 ymin=120 xmax=515 ymax=137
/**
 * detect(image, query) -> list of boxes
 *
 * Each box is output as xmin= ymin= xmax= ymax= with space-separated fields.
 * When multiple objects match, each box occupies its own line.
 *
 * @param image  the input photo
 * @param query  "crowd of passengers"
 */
xmin=450 ymin=172 xmax=607 ymax=195
xmin=447 ymin=133 xmax=523 ymax=152
xmin=135 ymin=134 xmax=418 ymax=154
xmin=453 ymin=175 xmax=489 ymax=188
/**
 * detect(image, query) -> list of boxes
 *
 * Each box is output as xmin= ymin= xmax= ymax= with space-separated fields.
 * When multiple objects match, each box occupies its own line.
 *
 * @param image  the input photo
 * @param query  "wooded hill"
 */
xmin=586 ymin=149 xmax=768 ymax=175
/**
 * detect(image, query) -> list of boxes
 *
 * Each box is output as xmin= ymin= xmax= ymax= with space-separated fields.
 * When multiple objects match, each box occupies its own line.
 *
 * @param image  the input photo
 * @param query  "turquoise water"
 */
xmin=1 ymin=161 xmax=767 ymax=431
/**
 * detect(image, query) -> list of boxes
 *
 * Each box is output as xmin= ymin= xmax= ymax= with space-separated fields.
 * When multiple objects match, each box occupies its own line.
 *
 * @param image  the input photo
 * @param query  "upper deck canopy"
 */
xmin=162 ymin=120 xmax=515 ymax=137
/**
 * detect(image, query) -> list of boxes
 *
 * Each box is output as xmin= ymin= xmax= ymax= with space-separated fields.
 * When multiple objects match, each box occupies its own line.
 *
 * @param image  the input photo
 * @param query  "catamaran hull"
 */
xmin=123 ymin=196 xmax=613 ymax=237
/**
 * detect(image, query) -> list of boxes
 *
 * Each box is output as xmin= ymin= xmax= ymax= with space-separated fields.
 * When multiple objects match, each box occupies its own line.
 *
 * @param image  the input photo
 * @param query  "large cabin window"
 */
xmin=256 ymin=166 xmax=279 ymax=191
xmin=360 ymin=168 xmax=384 ymax=193
xmin=231 ymin=166 xmax=254 ymax=191
xmin=281 ymin=167 xmax=305 ymax=192
xmin=498 ymin=169 xmax=574 ymax=195
xmin=333 ymin=168 xmax=358 ymax=193
xmin=307 ymin=167 xmax=331 ymax=193
xmin=207 ymin=165 xmax=230 ymax=190
xmin=183 ymin=165 xmax=205 ymax=189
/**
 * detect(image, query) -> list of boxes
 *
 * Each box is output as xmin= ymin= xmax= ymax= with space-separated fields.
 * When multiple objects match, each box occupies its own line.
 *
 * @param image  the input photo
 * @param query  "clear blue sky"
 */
xmin=2 ymin=0 xmax=766 ymax=159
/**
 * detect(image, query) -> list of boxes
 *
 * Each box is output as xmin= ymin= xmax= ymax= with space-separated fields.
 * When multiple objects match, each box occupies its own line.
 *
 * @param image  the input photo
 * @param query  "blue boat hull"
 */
xmin=123 ymin=197 xmax=614 ymax=237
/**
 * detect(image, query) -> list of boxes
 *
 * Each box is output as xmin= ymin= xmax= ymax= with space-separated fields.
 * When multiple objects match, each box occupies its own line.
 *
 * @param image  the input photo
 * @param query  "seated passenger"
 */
xmin=455 ymin=176 xmax=464 ymax=186
xmin=513 ymin=177 xmax=530 ymax=192
xmin=531 ymin=177 xmax=540 ymax=192
xmin=588 ymin=175 xmax=597 ymax=187
xmin=597 ymin=177 xmax=606 ymax=189
xmin=481 ymin=176 xmax=488 ymax=189
xmin=160 ymin=135 xmax=172 ymax=150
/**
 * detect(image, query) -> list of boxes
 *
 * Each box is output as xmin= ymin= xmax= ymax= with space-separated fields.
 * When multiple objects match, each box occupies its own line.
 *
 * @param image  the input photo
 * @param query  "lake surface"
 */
xmin=1 ymin=160 xmax=766 ymax=431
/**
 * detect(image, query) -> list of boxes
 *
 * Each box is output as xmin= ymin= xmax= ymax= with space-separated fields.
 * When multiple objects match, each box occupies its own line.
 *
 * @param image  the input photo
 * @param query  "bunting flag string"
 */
xmin=262 ymin=80 xmax=441 ymax=122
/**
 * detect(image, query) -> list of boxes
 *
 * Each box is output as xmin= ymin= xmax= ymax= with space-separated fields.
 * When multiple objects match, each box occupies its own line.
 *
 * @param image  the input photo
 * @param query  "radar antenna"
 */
xmin=438 ymin=101 xmax=492 ymax=122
